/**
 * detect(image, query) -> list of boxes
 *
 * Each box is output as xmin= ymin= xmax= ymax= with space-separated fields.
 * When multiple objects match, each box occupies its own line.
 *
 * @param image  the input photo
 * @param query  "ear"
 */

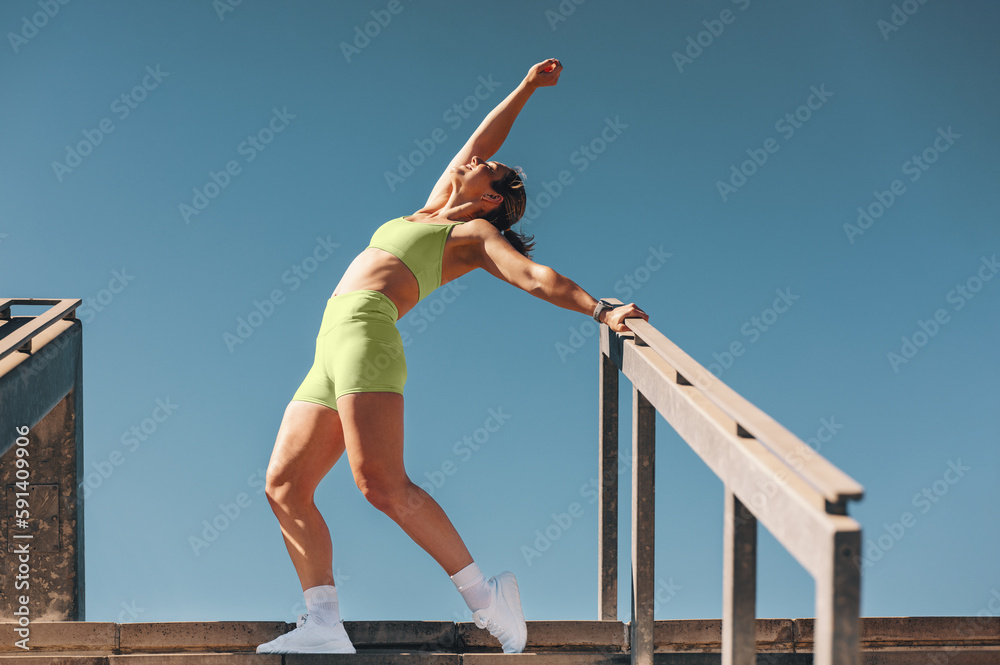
xmin=482 ymin=192 xmax=503 ymax=204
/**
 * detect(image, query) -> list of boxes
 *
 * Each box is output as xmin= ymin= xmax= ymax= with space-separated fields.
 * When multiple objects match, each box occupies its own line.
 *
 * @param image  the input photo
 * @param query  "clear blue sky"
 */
xmin=2 ymin=0 xmax=998 ymax=625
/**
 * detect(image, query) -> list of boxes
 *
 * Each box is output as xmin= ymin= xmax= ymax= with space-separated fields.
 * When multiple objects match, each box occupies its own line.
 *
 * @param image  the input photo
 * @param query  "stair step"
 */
xmin=1 ymin=617 xmax=997 ymax=662
xmin=2 ymin=651 xmax=1000 ymax=663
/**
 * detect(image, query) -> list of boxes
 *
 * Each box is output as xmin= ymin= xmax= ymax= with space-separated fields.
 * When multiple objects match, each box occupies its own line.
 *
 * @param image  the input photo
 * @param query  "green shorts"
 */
xmin=291 ymin=290 xmax=407 ymax=411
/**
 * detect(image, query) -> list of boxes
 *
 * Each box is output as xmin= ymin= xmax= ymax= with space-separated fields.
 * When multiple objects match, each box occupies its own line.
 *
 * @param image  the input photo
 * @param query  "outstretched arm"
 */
xmin=469 ymin=219 xmax=648 ymax=332
xmin=423 ymin=59 xmax=562 ymax=208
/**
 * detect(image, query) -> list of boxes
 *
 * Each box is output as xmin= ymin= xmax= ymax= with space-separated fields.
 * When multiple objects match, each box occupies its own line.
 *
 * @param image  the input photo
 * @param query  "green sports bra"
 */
xmin=366 ymin=217 xmax=463 ymax=303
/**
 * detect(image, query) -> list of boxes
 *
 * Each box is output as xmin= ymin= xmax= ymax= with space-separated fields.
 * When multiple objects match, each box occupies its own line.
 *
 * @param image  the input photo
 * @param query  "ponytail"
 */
xmin=502 ymin=227 xmax=536 ymax=259
xmin=485 ymin=166 xmax=535 ymax=258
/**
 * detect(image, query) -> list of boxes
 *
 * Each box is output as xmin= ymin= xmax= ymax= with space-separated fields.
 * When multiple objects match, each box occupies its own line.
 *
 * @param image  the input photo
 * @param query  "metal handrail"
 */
xmin=0 ymin=298 xmax=81 ymax=362
xmin=623 ymin=316 xmax=864 ymax=508
xmin=598 ymin=299 xmax=864 ymax=665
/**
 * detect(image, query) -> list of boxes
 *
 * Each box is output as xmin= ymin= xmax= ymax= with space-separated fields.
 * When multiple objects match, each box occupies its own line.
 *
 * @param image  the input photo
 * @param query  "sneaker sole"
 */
xmin=498 ymin=571 xmax=527 ymax=653
xmin=257 ymin=642 xmax=356 ymax=654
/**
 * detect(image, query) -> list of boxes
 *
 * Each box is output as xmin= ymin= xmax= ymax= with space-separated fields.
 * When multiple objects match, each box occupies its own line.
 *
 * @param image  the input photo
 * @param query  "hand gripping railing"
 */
xmin=596 ymin=299 xmax=864 ymax=665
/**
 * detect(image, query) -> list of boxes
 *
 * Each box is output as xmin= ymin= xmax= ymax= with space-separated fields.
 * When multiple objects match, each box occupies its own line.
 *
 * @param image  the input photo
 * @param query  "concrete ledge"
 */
xmin=794 ymin=617 xmax=1000 ymax=650
xmin=347 ymin=621 xmax=456 ymax=651
xmin=1 ymin=650 xmax=999 ymax=663
xmin=110 ymin=656 xmax=279 ymax=664
xmin=459 ymin=620 xmax=628 ymax=653
xmin=2 ymin=617 xmax=998 ymax=660
xmin=119 ymin=623 xmax=285 ymax=654
xmin=464 ymin=655 xmax=632 ymax=664
xmin=0 ymin=658 xmax=109 ymax=664
xmin=0 ymin=622 xmax=116 ymax=654
xmin=652 ymin=619 xmax=795 ymax=652
xmin=285 ymin=655 xmax=460 ymax=664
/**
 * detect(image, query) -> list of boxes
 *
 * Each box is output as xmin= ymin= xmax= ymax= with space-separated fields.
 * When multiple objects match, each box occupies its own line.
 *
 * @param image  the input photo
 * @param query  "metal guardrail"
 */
xmin=0 ymin=298 xmax=81 ymax=361
xmin=597 ymin=298 xmax=864 ymax=665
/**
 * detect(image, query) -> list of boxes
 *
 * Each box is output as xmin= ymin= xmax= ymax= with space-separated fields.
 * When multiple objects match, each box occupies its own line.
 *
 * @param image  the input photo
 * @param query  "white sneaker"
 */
xmin=256 ymin=612 xmax=356 ymax=654
xmin=472 ymin=571 xmax=527 ymax=654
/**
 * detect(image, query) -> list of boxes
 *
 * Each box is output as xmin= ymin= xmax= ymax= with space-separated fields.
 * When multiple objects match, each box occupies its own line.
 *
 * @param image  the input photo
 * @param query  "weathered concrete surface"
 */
xmin=345 ymin=621 xmax=456 ymax=651
xmin=458 ymin=620 xmax=628 ymax=653
xmin=0 ymin=319 xmax=84 ymax=623
xmin=284 ymin=655 xmax=461 ymax=665
xmin=0 ymin=618 xmax=997 ymax=662
xmin=0 ymin=621 xmax=114 ymax=654
xmin=119 ymin=623 xmax=286 ymax=654
xmin=111 ymin=656 xmax=280 ymax=665
xmin=653 ymin=619 xmax=796 ymax=652
xmin=795 ymin=616 xmax=1000 ymax=649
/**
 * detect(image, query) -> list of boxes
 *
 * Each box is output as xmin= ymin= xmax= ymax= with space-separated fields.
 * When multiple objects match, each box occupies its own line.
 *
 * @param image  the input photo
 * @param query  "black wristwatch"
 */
xmin=593 ymin=298 xmax=616 ymax=323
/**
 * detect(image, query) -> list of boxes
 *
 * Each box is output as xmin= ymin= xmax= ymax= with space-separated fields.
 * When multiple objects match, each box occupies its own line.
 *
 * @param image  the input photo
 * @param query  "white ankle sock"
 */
xmin=450 ymin=562 xmax=492 ymax=612
xmin=303 ymin=584 xmax=341 ymax=626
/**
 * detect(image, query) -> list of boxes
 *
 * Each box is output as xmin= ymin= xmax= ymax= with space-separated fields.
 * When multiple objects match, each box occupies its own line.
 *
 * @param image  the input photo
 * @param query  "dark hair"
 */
xmin=482 ymin=167 xmax=535 ymax=258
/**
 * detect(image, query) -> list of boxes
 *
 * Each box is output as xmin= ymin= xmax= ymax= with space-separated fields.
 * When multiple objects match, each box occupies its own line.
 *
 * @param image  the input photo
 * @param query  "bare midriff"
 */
xmin=331 ymin=247 xmax=424 ymax=320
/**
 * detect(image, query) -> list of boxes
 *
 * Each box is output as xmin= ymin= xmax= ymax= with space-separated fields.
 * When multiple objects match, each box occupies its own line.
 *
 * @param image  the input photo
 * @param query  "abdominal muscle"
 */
xmin=331 ymin=242 xmax=477 ymax=320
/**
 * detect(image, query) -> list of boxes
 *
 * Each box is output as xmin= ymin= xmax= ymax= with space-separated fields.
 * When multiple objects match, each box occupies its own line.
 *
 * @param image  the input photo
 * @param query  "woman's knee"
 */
xmin=265 ymin=464 xmax=315 ymax=508
xmin=354 ymin=471 xmax=418 ymax=515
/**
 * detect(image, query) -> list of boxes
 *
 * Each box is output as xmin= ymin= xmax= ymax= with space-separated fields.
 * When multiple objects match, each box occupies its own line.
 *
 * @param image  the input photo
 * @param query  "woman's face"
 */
xmin=450 ymin=156 xmax=510 ymax=202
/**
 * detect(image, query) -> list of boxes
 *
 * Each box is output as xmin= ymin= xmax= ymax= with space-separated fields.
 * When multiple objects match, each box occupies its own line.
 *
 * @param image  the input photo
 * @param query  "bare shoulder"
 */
xmin=453 ymin=217 xmax=501 ymax=240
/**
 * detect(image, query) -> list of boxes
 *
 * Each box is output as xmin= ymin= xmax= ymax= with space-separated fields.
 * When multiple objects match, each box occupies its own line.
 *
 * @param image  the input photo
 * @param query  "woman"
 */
xmin=257 ymin=58 xmax=648 ymax=655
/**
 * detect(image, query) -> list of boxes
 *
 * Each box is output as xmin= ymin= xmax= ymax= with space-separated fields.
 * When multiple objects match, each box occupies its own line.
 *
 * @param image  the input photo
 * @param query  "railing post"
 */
xmin=722 ymin=486 xmax=757 ymax=665
xmin=814 ymin=529 xmax=862 ymax=665
xmin=630 ymin=386 xmax=655 ymax=665
xmin=598 ymin=350 xmax=619 ymax=620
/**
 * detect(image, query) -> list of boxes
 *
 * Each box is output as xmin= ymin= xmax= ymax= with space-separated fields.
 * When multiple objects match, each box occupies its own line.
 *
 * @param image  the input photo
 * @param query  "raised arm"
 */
xmin=423 ymin=59 xmax=563 ymax=208
xmin=468 ymin=219 xmax=648 ymax=332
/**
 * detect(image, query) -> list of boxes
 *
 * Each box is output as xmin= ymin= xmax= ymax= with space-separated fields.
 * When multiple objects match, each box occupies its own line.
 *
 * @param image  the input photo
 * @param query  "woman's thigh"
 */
xmin=336 ymin=392 xmax=407 ymax=488
xmin=267 ymin=400 xmax=347 ymax=494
